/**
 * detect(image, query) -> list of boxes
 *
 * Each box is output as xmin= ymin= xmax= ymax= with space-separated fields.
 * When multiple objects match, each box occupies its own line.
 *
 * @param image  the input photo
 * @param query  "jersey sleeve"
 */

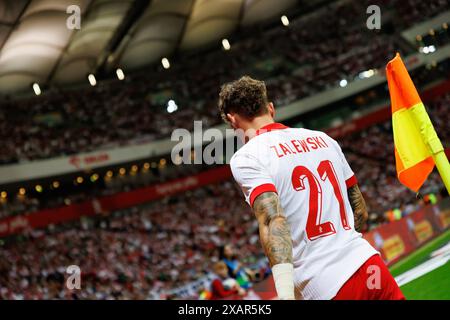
xmin=230 ymin=152 xmax=277 ymax=207
xmin=328 ymin=136 xmax=358 ymax=188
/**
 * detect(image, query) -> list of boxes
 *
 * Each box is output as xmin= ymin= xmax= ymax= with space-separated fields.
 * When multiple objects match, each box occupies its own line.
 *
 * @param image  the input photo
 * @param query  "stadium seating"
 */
xmin=1 ymin=0 xmax=449 ymax=164
xmin=0 ymin=0 xmax=449 ymax=301
xmin=0 ymin=180 xmax=263 ymax=299
xmin=1 ymin=87 xmax=448 ymax=220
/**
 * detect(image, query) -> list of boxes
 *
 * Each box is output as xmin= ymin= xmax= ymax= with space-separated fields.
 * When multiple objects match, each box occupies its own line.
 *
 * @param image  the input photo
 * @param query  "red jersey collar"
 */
xmin=255 ymin=123 xmax=289 ymax=136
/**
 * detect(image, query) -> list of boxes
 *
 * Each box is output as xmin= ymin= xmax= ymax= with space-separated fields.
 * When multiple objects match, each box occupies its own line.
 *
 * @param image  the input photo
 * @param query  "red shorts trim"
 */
xmin=345 ymin=175 xmax=358 ymax=188
xmin=333 ymin=254 xmax=405 ymax=300
xmin=249 ymin=183 xmax=277 ymax=207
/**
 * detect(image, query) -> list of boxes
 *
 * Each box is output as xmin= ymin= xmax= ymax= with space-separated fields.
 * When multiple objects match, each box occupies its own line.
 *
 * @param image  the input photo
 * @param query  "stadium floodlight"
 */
xmin=32 ymin=83 xmax=41 ymax=96
xmin=35 ymin=185 xmax=43 ymax=193
xmin=167 ymin=99 xmax=178 ymax=113
xmin=52 ymin=181 xmax=60 ymax=189
xmin=88 ymin=74 xmax=97 ymax=86
xmin=359 ymin=69 xmax=375 ymax=79
xmin=76 ymin=176 xmax=84 ymax=184
xmin=116 ymin=68 xmax=125 ymax=80
xmin=281 ymin=15 xmax=290 ymax=26
xmin=162 ymin=57 xmax=170 ymax=69
xmin=339 ymin=79 xmax=348 ymax=87
xmin=420 ymin=45 xmax=436 ymax=54
xmin=18 ymin=188 xmax=26 ymax=196
xmin=222 ymin=38 xmax=231 ymax=50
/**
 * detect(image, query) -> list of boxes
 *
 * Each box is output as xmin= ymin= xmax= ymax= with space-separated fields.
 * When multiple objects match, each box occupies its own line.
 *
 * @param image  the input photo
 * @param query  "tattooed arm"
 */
xmin=253 ymin=192 xmax=295 ymax=299
xmin=253 ymin=192 xmax=293 ymax=266
xmin=347 ymin=184 xmax=368 ymax=232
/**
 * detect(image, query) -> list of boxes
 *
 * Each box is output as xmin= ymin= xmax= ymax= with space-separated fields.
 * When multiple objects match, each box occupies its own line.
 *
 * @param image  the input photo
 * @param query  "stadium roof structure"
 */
xmin=0 ymin=0 xmax=299 ymax=95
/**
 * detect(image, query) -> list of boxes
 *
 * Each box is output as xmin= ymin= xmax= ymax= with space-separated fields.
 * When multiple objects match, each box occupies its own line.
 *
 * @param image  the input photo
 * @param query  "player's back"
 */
xmin=230 ymin=123 xmax=378 ymax=299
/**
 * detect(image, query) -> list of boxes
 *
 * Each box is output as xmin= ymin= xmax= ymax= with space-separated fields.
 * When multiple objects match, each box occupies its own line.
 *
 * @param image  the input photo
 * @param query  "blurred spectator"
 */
xmin=210 ymin=261 xmax=246 ymax=300
xmin=219 ymin=244 xmax=255 ymax=289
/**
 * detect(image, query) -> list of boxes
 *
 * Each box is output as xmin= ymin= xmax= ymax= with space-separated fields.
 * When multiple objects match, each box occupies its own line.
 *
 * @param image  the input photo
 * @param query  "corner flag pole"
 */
xmin=431 ymin=149 xmax=450 ymax=195
xmin=407 ymin=76 xmax=450 ymax=196
xmin=407 ymin=72 xmax=450 ymax=196
xmin=386 ymin=53 xmax=450 ymax=195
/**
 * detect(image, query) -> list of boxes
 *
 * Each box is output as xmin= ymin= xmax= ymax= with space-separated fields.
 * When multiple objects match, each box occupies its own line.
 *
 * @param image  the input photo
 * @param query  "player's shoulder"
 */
xmin=292 ymin=127 xmax=326 ymax=137
xmin=230 ymin=136 xmax=268 ymax=170
xmin=230 ymin=142 xmax=253 ymax=168
xmin=298 ymin=128 xmax=337 ymax=145
xmin=291 ymin=127 xmax=341 ymax=152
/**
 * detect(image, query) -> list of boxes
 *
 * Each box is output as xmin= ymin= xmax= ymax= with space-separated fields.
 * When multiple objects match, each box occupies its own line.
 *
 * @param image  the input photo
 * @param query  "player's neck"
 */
xmin=242 ymin=116 xmax=275 ymax=141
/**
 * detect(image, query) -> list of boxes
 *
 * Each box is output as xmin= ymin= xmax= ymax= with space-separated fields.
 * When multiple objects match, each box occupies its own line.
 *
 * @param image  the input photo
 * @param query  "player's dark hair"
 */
xmin=218 ymin=76 xmax=270 ymax=122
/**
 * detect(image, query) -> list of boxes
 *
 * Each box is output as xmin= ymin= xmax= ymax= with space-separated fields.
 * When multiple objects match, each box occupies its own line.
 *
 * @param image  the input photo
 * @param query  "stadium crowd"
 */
xmin=0 ymin=159 xmax=446 ymax=300
xmin=0 ymin=162 xmax=205 ymax=219
xmin=1 ymin=87 xmax=448 ymax=220
xmin=1 ymin=0 xmax=448 ymax=164
xmin=0 ymin=0 xmax=449 ymax=301
xmin=0 ymin=87 xmax=448 ymax=298
xmin=0 ymin=180 xmax=265 ymax=299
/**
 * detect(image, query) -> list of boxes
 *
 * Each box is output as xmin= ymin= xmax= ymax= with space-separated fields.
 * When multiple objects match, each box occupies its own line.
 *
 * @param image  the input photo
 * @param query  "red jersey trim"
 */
xmin=255 ymin=123 xmax=289 ymax=136
xmin=345 ymin=175 xmax=358 ymax=188
xmin=250 ymin=183 xmax=278 ymax=207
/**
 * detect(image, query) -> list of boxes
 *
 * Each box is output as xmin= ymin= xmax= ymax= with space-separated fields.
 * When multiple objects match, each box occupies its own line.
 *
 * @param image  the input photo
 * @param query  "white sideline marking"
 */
xmin=394 ymin=242 xmax=450 ymax=287
xmin=430 ymin=243 xmax=450 ymax=258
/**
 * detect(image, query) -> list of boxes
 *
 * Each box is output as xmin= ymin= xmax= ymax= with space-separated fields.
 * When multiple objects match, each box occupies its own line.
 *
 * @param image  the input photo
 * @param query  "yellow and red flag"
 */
xmin=386 ymin=53 xmax=449 ymax=193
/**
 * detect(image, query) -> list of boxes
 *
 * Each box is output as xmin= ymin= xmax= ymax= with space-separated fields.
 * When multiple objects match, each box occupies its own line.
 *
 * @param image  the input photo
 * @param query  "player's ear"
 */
xmin=226 ymin=113 xmax=237 ymax=129
xmin=268 ymin=102 xmax=275 ymax=118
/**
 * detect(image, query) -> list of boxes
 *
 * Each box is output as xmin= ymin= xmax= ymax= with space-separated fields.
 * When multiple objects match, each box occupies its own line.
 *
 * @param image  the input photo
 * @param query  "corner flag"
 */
xmin=386 ymin=53 xmax=450 ymax=194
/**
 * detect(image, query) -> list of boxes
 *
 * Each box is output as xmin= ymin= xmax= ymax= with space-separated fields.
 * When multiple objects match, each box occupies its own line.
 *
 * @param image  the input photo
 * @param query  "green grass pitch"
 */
xmin=389 ymin=229 xmax=450 ymax=300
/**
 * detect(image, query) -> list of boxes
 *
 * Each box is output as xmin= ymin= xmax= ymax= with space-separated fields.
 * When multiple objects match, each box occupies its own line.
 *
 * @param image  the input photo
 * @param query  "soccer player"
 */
xmin=218 ymin=76 xmax=405 ymax=300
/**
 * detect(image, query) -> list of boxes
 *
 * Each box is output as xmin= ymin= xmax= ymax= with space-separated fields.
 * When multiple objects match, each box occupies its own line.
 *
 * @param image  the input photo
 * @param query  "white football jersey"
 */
xmin=230 ymin=123 xmax=378 ymax=300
